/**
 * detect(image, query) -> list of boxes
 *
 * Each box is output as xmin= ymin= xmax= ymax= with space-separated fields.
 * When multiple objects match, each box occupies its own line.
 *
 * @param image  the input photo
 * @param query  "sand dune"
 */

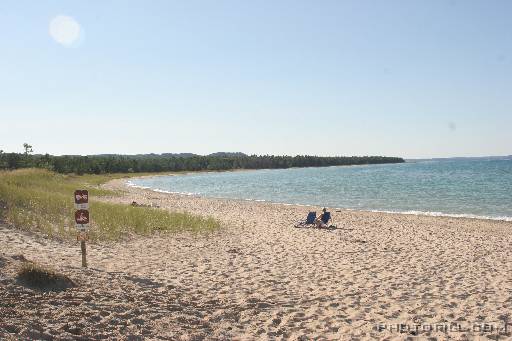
xmin=1 ymin=178 xmax=512 ymax=340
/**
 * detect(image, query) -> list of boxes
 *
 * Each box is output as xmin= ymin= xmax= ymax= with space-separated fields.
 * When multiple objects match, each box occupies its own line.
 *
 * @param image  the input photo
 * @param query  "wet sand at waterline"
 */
xmin=1 ymin=179 xmax=512 ymax=340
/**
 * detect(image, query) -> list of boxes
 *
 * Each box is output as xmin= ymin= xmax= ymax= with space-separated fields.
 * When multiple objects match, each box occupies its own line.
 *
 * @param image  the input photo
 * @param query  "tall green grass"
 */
xmin=0 ymin=169 xmax=220 ymax=240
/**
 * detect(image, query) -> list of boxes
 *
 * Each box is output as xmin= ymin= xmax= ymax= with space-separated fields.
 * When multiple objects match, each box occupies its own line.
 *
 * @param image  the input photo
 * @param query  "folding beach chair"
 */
xmin=318 ymin=211 xmax=337 ymax=229
xmin=321 ymin=211 xmax=331 ymax=226
xmin=294 ymin=211 xmax=316 ymax=228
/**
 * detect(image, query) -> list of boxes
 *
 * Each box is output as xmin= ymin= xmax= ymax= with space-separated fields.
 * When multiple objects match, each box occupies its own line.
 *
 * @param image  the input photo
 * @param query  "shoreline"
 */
xmin=105 ymin=177 xmax=512 ymax=339
xmin=124 ymin=177 xmax=512 ymax=223
xmin=2 ymin=176 xmax=512 ymax=339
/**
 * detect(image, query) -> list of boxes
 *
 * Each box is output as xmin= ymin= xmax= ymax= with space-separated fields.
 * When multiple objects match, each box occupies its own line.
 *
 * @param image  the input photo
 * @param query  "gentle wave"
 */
xmin=366 ymin=209 xmax=512 ymax=222
xmin=125 ymin=180 xmax=512 ymax=222
xmin=127 ymin=180 xmax=198 ymax=196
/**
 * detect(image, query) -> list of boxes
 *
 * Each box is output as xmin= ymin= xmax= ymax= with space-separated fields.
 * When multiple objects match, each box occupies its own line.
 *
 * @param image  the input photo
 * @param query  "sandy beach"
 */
xmin=1 ymin=178 xmax=512 ymax=340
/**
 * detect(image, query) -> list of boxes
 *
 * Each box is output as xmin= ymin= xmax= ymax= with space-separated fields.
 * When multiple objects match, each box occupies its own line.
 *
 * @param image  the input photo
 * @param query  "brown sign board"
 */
xmin=77 ymin=231 xmax=89 ymax=241
xmin=75 ymin=209 xmax=90 ymax=230
xmin=75 ymin=190 xmax=89 ymax=209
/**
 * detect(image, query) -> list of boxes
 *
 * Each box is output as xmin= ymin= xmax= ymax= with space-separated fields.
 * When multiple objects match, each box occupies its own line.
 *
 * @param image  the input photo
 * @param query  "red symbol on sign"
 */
xmin=75 ymin=210 xmax=90 ymax=224
xmin=74 ymin=190 xmax=89 ymax=204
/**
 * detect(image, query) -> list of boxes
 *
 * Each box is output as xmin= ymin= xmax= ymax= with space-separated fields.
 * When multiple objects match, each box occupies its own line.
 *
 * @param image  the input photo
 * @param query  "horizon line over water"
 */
xmin=128 ymin=158 xmax=512 ymax=222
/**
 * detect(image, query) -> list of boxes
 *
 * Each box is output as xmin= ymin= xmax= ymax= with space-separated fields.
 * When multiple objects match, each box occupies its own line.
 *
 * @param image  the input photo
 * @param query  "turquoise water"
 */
xmin=130 ymin=159 xmax=512 ymax=221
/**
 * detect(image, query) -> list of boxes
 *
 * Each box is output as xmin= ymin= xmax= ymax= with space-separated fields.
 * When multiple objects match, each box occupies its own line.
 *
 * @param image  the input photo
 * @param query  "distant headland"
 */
xmin=0 ymin=148 xmax=404 ymax=174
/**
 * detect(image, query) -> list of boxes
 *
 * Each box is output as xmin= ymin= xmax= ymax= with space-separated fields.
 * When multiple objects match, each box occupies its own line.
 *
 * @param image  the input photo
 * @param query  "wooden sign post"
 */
xmin=74 ymin=190 xmax=89 ymax=268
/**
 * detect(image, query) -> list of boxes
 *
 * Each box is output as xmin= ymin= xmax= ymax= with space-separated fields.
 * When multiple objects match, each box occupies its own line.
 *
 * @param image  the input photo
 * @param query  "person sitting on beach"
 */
xmin=315 ymin=207 xmax=331 ymax=228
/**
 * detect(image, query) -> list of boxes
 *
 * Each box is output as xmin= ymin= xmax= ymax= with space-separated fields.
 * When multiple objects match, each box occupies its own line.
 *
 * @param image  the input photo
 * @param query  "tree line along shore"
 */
xmin=0 ymin=148 xmax=404 ymax=175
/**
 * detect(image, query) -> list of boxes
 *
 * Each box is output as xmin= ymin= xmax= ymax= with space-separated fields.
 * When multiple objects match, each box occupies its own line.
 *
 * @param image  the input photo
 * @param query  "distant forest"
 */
xmin=0 ymin=145 xmax=404 ymax=174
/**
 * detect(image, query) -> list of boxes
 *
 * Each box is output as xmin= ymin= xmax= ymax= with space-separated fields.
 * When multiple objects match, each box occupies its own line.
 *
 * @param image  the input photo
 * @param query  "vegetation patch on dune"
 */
xmin=0 ymin=169 xmax=220 ymax=240
xmin=17 ymin=260 xmax=75 ymax=291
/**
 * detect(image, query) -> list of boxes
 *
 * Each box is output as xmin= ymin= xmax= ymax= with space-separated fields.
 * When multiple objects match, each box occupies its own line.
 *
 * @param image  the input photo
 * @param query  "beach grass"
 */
xmin=17 ymin=260 xmax=75 ymax=291
xmin=0 ymin=168 xmax=220 ymax=240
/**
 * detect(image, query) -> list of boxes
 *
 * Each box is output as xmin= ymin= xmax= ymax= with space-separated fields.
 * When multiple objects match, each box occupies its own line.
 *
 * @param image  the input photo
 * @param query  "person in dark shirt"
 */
xmin=315 ymin=207 xmax=330 ymax=228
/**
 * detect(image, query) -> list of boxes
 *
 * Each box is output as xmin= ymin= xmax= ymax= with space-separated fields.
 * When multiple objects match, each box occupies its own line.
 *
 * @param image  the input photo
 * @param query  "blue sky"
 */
xmin=1 ymin=0 xmax=511 ymax=158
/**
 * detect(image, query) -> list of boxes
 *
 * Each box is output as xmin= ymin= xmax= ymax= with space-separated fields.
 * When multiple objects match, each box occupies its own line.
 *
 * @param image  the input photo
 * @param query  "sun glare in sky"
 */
xmin=0 ymin=2 xmax=508 ymax=157
xmin=49 ymin=15 xmax=81 ymax=46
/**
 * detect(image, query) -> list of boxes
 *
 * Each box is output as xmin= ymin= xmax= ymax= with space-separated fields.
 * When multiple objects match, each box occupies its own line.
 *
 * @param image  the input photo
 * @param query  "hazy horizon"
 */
xmin=1 ymin=1 xmax=511 ymax=158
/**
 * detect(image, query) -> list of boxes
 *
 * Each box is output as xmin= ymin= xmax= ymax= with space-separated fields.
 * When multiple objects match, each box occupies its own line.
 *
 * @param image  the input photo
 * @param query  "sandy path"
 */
xmin=1 ymin=178 xmax=512 ymax=340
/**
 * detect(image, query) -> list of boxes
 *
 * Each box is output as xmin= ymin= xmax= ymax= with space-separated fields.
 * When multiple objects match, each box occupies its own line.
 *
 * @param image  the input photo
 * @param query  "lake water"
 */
xmin=129 ymin=158 xmax=512 ymax=221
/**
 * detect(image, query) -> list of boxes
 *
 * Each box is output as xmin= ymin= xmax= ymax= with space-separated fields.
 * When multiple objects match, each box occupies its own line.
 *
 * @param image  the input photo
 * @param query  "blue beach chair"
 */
xmin=294 ymin=211 xmax=316 ymax=228
xmin=318 ymin=211 xmax=337 ymax=229
xmin=321 ymin=211 xmax=331 ymax=225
